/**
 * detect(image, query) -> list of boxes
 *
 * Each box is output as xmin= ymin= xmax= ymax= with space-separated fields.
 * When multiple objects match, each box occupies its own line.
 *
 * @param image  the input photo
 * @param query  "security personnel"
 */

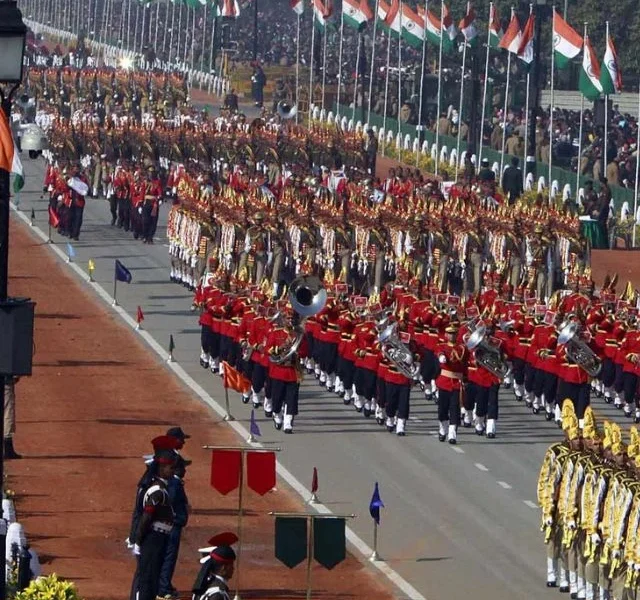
xmin=158 ymin=454 xmax=191 ymax=600
xmin=142 ymin=166 xmax=163 ymax=244
xmin=130 ymin=440 xmax=178 ymax=600
xmin=193 ymin=543 xmax=237 ymax=600
xmin=68 ymin=164 xmax=89 ymax=240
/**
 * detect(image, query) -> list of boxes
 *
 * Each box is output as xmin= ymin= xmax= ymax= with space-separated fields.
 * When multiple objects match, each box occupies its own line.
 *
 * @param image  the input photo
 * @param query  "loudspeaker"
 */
xmin=593 ymin=98 xmax=613 ymax=127
xmin=0 ymin=299 xmax=36 ymax=376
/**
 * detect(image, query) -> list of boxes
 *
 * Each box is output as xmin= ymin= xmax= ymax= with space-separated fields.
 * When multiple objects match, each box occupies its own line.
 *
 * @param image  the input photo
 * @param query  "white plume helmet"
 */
xmin=197 ymin=532 xmax=239 ymax=564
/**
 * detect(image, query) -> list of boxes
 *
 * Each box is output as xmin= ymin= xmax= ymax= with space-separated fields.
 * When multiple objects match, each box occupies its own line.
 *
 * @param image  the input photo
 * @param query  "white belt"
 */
xmin=152 ymin=522 xmax=172 ymax=534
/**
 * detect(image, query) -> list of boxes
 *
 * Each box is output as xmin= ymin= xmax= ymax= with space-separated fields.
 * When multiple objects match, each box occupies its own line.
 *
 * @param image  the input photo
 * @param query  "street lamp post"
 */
xmin=0 ymin=1 xmax=27 ymax=597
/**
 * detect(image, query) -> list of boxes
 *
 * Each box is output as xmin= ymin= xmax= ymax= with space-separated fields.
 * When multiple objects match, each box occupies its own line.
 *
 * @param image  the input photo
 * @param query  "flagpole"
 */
xmin=352 ymin=32 xmax=362 ymax=125
xmin=455 ymin=37 xmax=468 ymax=181
xmin=224 ymin=385 xmax=235 ymax=421
xmin=190 ymin=6 xmax=197 ymax=67
xmin=499 ymin=51 xmax=511 ymax=177
xmin=305 ymin=515 xmax=314 ymax=600
xmin=382 ymin=27 xmax=392 ymax=157
xmin=523 ymin=4 xmax=533 ymax=179
xmin=367 ymin=0 xmax=380 ymax=125
xmin=127 ymin=0 xmax=132 ymax=51
xmin=337 ymin=4 xmax=345 ymax=117
xmin=603 ymin=21 xmax=610 ymax=185
xmin=233 ymin=451 xmax=246 ymax=600
xmin=478 ymin=2 xmax=492 ymax=169
xmin=140 ymin=2 xmax=147 ymax=55
xmin=397 ymin=3 xmax=402 ymax=139
xmin=434 ymin=0 xmax=445 ymax=177
xmin=154 ymin=1 xmax=161 ymax=58
xmin=209 ymin=12 xmax=217 ymax=73
xmin=634 ymin=77 xmax=640 ymax=248
xmin=169 ymin=1 xmax=176 ymax=64
xmin=548 ymin=9 xmax=556 ymax=201
xmin=177 ymin=1 xmax=183 ymax=66
xmin=321 ymin=20 xmax=328 ymax=111
xmin=308 ymin=5 xmax=317 ymax=126
xmin=296 ymin=12 xmax=301 ymax=123
xmin=576 ymin=23 xmax=587 ymax=205
xmin=370 ymin=520 xmax=380 ymax=561
xmin=416 ymin=0 xmax=427 ymax=166
xmin=184 ymin=5 xmax=191 ymax=64
xmin=133 ymin=2 xmax=140 ymax=53
xmin=200 ymin=1 xmax=207 ymax=72
xmin=112 ymin=274 xmax=118 ymax=307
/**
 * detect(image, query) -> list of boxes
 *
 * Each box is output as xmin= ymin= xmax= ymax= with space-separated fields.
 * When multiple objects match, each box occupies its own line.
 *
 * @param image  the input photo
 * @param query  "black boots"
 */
xmin=4 ymin=437 xmax=21 ymax=459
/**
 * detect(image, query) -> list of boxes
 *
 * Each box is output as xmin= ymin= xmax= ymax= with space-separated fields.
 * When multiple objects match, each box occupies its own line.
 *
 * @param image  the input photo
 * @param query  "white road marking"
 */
xmin=12 ymin=202 xmax=429 ymax=600
xmin=475 ymin=463 xmax=489 ymax=472
xmin=497 ymin=481 xmax=512 ymax=490
xmin=451 ymin=446 xmax=465 ymax=454
xmin=409 ymin=416 xmax=423 ymax=423
xmin=523 ymin=500 xmax=538 ymax=509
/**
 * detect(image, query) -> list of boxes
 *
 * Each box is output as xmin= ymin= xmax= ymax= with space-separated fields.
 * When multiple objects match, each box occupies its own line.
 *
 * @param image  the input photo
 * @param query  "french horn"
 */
xmin=269 ymin=275 xmax=327 ymax=365
xmin=465 ymin=323 xmax=510 ymax=380
xmin=557 ymin=321 xmax=602 ymax=377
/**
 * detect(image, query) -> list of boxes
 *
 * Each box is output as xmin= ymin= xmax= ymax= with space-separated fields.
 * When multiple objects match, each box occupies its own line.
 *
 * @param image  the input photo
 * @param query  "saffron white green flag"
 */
xmin=498 ymin=12 xmax=521 ymax=54
xmin=290 ymin=0 xmax=304 ymax=16
xmin=378 ymin=0 xmax=402 ymax=37
xmin=600 ymin=28 xmax=622 ymax=95
xmin=441 ymin=3 xmax=457 ymax=45
xmin=488 ymin=4 xmax=503 ymax=48
xmin=401 ymin=3 xmax=424 ymax=49
xmin=458 ymin=2 xmax=477 ymax=46
xmin=313 ymin=0 xmax=333 ymax=31
xmin=343 ymin=0 xmax=373 ymax=30
xmin=579 ymin=35 xmax=603 ymax=101
xmin=553 ymin=9 xmax=582 ymax=69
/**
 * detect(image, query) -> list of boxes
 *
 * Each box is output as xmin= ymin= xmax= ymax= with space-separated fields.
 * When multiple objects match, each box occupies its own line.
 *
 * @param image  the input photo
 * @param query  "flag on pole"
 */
xmin=517 ymin=12 xmax=535 ymax=65
xmin=311 ymin=467 xmax=319 ymax=494
xmin=290 ymin=0 xmax=304 ymax=15
xmin=169 ymin=334 xmax=176 ymax=353
xmin=369 ymin=482 xmax=384 ymax=524
xmin=579 ymin=35 xmax=603 ymax=101
xmin=66 ymin=242 xmax=76 ymax=261
xmin=48 ymin=206 xmax=60 ymax=228
xmin=137 ymin=305 xmax=145 ymax=324
xmin=379 ymin=0 xmax=401 ymax=37
xmin=423 ymin=7 xmax=442 ymax=46
xmin=343 ymin=0 xmax=373 ymax=30
xmin=0 ymin=108 xmax=24 ymax=193
xmin=458 ymin=2 xmax=477 ymax=46
xmin=250 ymin=409 xmax=261 ymax=437
xmin=115 ymin=259 xmax=133 ymax=283
xmin=488 ymin=4 xmax=503 ymax=48
xmin=600 ymin=28 xmax=622 ymax=95
xmin=222 ymin=360 xmax=251 ymax=393
xmin=313 ymin=0 xmax=333 ymax=31
xmin=218 ymin=0 xmax=239 ymax=17
xmin=88 ymin=259 xmax=95 ymax=280
xmin=401 ymin=3 xmax=424 ymax=49
xmin=499 ymin=12 xmax=522 ymax=54
xmin=552 ymin=10 xmax=582 ymax=69
xmin=441 ymin=3 xmax=457 ymax=45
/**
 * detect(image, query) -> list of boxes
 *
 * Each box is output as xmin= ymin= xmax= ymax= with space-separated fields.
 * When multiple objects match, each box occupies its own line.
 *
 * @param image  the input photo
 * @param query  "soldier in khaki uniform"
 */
xmin=238 ymin=212 xmax=268 ymax=284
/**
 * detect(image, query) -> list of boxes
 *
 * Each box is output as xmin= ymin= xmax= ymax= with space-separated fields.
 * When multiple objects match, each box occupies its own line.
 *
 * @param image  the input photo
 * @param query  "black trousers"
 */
xmin=511 ymin=358 xmax=526 ymax=386
xmin=201 ymin=325 xmax=213 ymax=354
xmin=251 ymin=362 xmax=267 ymax=393
xmin=420 ymin=350 xmax=439 ymax=383
xmin=558 ymin=381 xmax=590 ymax=419
xmin=438 ymin=389 xmax=461 ymax=425
xmin=622 ymin=371 xmax=639 ymax=405
xmin=270 ymin=378 xmax=300 ymax=415
xmin=209 ymin=330 xmax=220 ymax=360
xmin=337 ymin=357 xmax=355 ymax=390
xmin=158 ymin=526 xmax=182 ymax=595
xmin=524 ymin=365 xmax=541 ymax=395
xmin=318 ymin=340 xmax=338 ymax=374
xmin=542 ymin=371 xmax=558 ymax=405
xmin=109 ymin=196 xmax=117 ymax=224
xmin=135 ymin=530 xmax=169 ymax=600
xmin=354 ymin=367 xmax=377 ymax=400
xmin=377 ymin=378 xmax=386 ymax=408
xmin=70 ymin=205 xmax=84 ymax=239
xmin=474 ymin=384 xmax=499 ymax=419
xmin=118 ymin=197 xmax=131 ymax=229
xmin=614 ymin=363 xmax=624 ymax=394
xmin=385 ymin=382 xmax=410 ymax=419
xmin=601 ymin=358 xmax=616 ymax=388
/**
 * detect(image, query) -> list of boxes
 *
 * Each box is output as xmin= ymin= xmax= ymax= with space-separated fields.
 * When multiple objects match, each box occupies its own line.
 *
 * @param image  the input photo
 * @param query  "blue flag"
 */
xmin=250 ymin=409 xmax=261 ymax=437
xmin=115 ymin=259 xmax=132 ymax=283
xmin=369 ymin=482 xmax=384 ymax=525
xmin=66 ymin=242 xmax=76 ymax=259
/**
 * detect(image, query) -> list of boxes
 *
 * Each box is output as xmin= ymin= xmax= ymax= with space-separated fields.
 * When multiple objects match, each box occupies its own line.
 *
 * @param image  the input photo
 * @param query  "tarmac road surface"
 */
xmin=13 ymin=155 xmax=631 ymax=600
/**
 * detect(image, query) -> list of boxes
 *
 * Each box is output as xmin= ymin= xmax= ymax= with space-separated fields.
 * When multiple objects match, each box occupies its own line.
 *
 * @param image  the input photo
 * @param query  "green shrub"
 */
xmin=14 ymin=574 xmax=83 ymax=600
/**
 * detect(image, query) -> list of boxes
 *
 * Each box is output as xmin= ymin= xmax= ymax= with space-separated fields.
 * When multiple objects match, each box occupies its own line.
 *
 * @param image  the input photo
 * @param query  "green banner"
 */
xmin=275 ymin=517 xmax=308 ymax=569
xmin=313 ymin=518 xmax=346 ymax=570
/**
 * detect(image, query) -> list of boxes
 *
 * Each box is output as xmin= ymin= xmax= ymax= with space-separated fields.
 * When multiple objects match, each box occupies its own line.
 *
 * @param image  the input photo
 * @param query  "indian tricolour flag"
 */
xmin=600 ymin=25 xmax=622 ymax=95
xmin=553 ymin=9 xmax=582 ymax=69
xmin=488 ymin=4 xmax=503 ymax=48
xmin=441 ymin=3 xmax=457 ymax=45
xmin=498 ymin=11 xmax=522 ymax=54
xmin=422 ymin=7 xmax=441 ymax=46
xmin=517 ymin=12 xmax=535 ymax=66
xmin=378 ymin=0 xmax=401 ymax=37
xmin=290 ymin=0 xmax=304 ymax=16
xmin=401 ymin=3 xmax=424 ymax=49
xmin=313 ymin=0 xmax=333 ymax=31
xmin=579 ymin=35 xmax=603 ymax=101
xmin=0 ymin=110 xmax=24 ymax=193
xmin=218 ymin=0 xmax=240 ymax=17
xmin=343 ymin=0 xmax=373 ymax=30
xmin=458 ymin=2 xmax=477 ymax=46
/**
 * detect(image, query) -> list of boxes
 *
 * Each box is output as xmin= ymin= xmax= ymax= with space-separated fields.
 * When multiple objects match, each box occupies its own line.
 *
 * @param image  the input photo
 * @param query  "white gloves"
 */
xmin=138 ymin=207 xmax=143 ymax=215
xmin=544 ymin=517 xmax=553 ymax=527
xmin=591 ymin=533 xmax=601 ymax=546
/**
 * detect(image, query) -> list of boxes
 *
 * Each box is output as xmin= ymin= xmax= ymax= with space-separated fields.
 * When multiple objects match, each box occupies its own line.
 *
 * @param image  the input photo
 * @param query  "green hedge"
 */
xmin=334 ymin=103 xmax=634 ymax=214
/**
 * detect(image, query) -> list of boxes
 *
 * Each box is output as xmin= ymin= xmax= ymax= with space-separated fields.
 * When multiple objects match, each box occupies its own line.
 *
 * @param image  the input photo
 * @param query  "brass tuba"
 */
xmin=557 ymin=321 xmax=602 ymax=377
xmin=269 ymin=276 xmax=327 ymax=365
xmin=378 ymin=322 xmax=420 ymax=380
xmin=465 ymin=323 xmax=510 ymax=380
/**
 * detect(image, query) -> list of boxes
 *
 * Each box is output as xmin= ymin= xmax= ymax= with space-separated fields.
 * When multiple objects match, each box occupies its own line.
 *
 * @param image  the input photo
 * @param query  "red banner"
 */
xmin=210 ymin=450 xmax=242 ymax=495
xmin=246 ymin=451 xmax=276 ymax=496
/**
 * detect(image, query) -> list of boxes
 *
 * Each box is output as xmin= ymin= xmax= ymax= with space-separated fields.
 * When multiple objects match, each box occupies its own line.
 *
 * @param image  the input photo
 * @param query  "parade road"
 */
xmin=13 ymin=155 xmax=631 ymax=600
